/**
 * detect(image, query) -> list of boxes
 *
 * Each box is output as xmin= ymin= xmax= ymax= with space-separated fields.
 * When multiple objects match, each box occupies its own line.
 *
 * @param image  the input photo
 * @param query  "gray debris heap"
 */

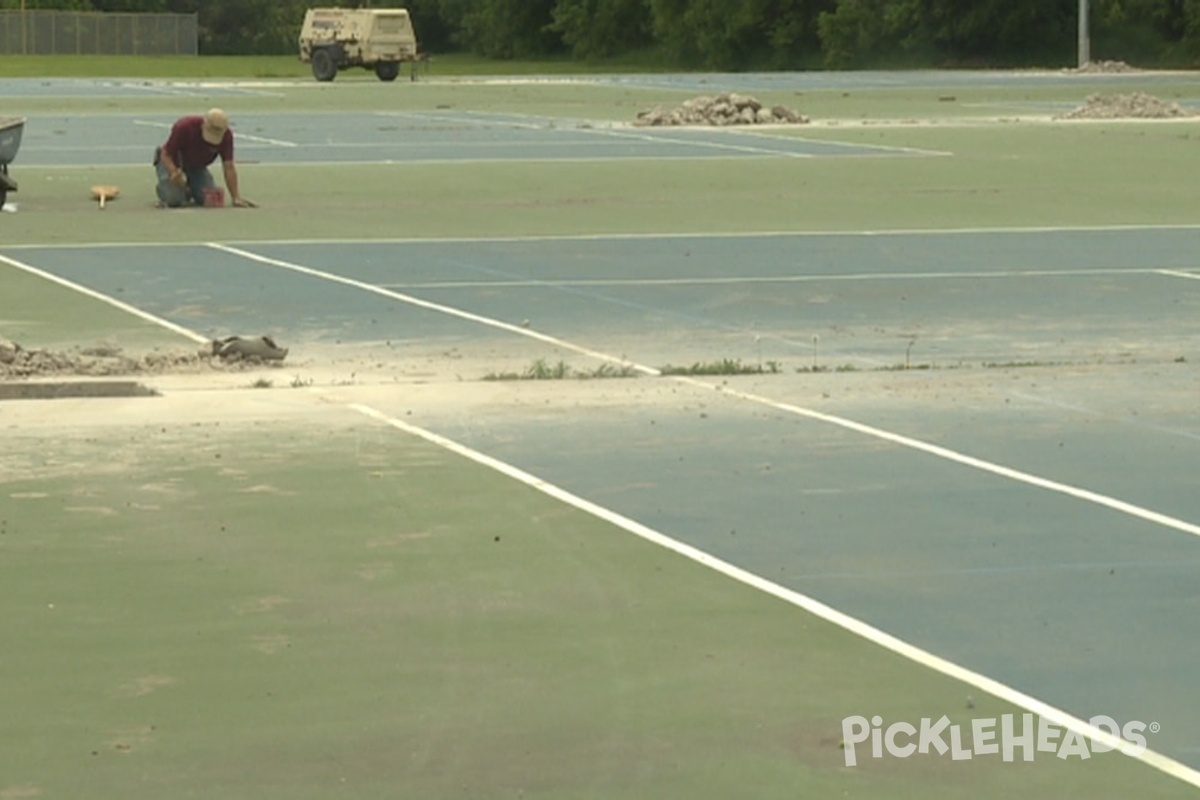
xmin=0 ymin=334 xmax=289 ymax=377
xmin=0 ymin=336 xmax=205 ymax=377
xmin=1058 ymin=92 xmax=1194 ymax=120
xmin=635 ymin=93 xmax=809 ymax=127
xmin=1069 ymin=60 xmax=1138 ymax=73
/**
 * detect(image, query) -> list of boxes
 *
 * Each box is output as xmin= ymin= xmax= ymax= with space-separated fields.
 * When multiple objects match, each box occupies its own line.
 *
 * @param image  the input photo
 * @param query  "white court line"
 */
xmin=349 ymin=401 xmax=1200 ymax=790
xmin=205 ymin=243 xmax=657 ymax=376
xmin=377 ymin=267 xmax=1156 ymax=291
xmin=206 ymin=220 xmax=1200 ymax=242
xmin=133 ymin=119 xmax=298 ymax=147
xmin=209 ymin=244 xmax=1200 ymax=542
xmin=742 ymin=130 xmax=952 ymax=157
xmin=569 ymin=125 xmax=848 ymax=159
xmin=389 ymin=109 xmax=910 ymax=159
xmin=0 ymin=253 xmax=209 ymax=344
xmin=5 ymin=222 xmax=1200 ymax=250
xmin=385 ymin=108 xmax=951 ymax=157
xmin=1159 ymin=269 xmax=1200 ymax=281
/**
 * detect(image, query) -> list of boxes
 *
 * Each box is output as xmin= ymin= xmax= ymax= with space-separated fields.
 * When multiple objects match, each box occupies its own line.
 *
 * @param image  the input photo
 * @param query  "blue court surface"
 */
xmin=4 ymin=225 xmax=1200 ymax=775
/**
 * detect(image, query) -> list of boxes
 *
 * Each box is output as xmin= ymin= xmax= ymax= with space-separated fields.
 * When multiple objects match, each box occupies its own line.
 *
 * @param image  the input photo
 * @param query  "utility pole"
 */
xmin=1078 ymin=0 xmax=1090 ymax=68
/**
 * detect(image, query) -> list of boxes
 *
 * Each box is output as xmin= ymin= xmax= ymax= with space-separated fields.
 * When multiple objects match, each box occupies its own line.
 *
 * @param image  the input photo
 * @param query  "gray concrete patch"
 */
xmin=0 ymin=380 xmax=158 ymax=400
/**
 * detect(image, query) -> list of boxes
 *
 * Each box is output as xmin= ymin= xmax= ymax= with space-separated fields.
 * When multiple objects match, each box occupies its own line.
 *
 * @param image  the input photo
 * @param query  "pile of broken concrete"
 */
xmin=1069 ymin=60 xmax=1138 ymax=74
xmin=0 ymin=334 xmax=288 ymax=378
xmin=0 ymin=337 xmax=205 ymax=378
xmin=1058 ymin=91 xmax=1194 ymax=119
xmin=635 ymin=93 xmax=809 ymax=127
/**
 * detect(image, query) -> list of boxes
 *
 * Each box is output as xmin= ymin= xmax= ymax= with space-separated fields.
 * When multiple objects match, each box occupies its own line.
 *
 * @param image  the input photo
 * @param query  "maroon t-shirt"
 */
xmin=162 ymin=116 xmax=233 ymax=170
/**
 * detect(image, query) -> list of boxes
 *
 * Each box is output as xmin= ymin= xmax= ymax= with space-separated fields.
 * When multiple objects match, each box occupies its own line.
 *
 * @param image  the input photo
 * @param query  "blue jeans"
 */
xmin=155 ymin=160 xmax=215 ymax=207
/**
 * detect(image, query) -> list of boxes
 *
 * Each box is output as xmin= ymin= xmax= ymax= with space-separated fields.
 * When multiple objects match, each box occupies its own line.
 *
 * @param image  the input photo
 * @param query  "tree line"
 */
xmin=3 ymin=0 xmax=1198 ymax=67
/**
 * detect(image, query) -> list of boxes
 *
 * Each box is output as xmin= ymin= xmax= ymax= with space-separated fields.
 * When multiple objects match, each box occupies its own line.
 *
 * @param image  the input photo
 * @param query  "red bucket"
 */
xmin=202 ymin=187 xmax=226 ymax=208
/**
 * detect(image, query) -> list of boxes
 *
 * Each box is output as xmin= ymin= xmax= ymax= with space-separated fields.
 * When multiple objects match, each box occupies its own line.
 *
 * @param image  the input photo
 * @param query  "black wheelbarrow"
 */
xmin=0 ymin=117 xmax=25 ymax=209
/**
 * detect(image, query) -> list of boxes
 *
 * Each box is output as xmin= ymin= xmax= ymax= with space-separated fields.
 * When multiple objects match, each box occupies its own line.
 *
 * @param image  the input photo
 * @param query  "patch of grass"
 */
xmin=660 ymin=359 xmax=781 ymax=376
xmin=982 ymin=360 xmax=1063 ymax=369
xmin=579 ymin=362 xmax=639 ymax=379
xmin=879 ymin=362 xmax=935 ymax=371
xmin=483 ymin=358 xmax=639 ymax=381
xmin=796 ymin=364 xmax=859 ymax=374
xmin=250 ymin=377 xmax=273 ymax=389
xmin=526 ymin=358 xmax=571 ymax=380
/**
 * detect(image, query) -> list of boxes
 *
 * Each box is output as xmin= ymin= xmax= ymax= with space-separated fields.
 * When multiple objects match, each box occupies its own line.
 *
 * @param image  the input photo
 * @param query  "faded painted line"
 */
xmin=388 ymin=108 xmax=924 ymax=158
xmin=795 ymin=556 xmax=1200 ymax=581
xmin=1159 ymin=269 xmax=1200 ymax=281
xmin=347 ymin=400 xmax=1200 ymax=791
xmin=0 ymin=253 xmax=208 ymax=344
xmin=5 ymin=223 xmax=1200 ymax=250
xmin=205 ymin=243 xmax=656 ymax=376
xmin=376 ymin=267 xmax=1156 ymax=291
xmin=737 ymin=129 xmax=952 ymax=157
xmin=133 ymin=119 xmax=297 ymax=147
xmin=1009 ymin=390 xmax=1200 ymax=445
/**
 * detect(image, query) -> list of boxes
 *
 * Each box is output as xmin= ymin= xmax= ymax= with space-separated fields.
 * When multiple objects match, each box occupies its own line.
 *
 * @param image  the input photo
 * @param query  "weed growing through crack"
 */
xmin=580 ymin=362 xmax=639 ymax=379
xmin=483 ymin=359 xmax=638 ymax=381
xmin=659 ymin=359 xmax=781 ymax=376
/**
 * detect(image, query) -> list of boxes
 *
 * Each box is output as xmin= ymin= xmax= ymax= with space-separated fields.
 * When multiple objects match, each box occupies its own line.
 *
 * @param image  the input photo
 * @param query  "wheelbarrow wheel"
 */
xmin=1 ymin=166 xmax=18 ymax=209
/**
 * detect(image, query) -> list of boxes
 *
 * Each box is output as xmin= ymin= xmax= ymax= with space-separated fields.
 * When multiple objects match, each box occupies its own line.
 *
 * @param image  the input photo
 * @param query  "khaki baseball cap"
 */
xmin=202 ymin=108 xmax=229 ymax=145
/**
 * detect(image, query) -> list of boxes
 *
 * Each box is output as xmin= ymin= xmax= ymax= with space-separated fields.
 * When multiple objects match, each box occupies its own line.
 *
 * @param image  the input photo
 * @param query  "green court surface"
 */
xmin=0 ymin=415 xmax=1192 ymax=800
xmin=0 ymin=262 xmax=195 ymax=350
xmin=3 ymin=70 xmax=1200 ymax=799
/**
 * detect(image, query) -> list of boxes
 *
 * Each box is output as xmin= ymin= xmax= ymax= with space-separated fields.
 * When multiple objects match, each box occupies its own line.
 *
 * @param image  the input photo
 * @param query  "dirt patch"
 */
xmin=0 ymin=787 xmax=42 ymax=800
xmin=104 ymin=724 xmax=156 ymax=754
xmin=1057 ymin=91 xmax=1195 ymax=120
xmin=0 ymin=336 xmax=288 ymax=379
xmin=113 ymin=675 xmax=176 ymax=699
xmin=235 ymin=596 xmax=291 ymax=615
xmin=251 ymin=633 xmax=291 ymax=655
xmin=634 ymin=93 xmax=809 ymax=127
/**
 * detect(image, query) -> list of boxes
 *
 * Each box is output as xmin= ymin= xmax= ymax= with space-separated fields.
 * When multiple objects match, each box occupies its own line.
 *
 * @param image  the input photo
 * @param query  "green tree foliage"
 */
xmin=549 ymin=0 xmax=653 ymax=60
xmin=908 ymin=0 xmax=1075 ymax=64
xmin=403 ymin=0 xmax=458 ymax=52
xmin=1091 ymin=0 xmax=1200 ymax=63
xmin=651 ymin=0 xmax=832 ymax=68
xmin=3 ymin=0 xmax=1199 ymax=67
xmin=457 ymin=0 xmax=561 ymax=58
xmin=816 ymin=0 xmax=913 ymax=68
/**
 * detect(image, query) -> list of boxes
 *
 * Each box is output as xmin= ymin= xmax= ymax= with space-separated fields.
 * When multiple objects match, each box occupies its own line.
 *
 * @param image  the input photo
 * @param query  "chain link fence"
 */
xmin=0 ymin=11 xmax=198 ymax=56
